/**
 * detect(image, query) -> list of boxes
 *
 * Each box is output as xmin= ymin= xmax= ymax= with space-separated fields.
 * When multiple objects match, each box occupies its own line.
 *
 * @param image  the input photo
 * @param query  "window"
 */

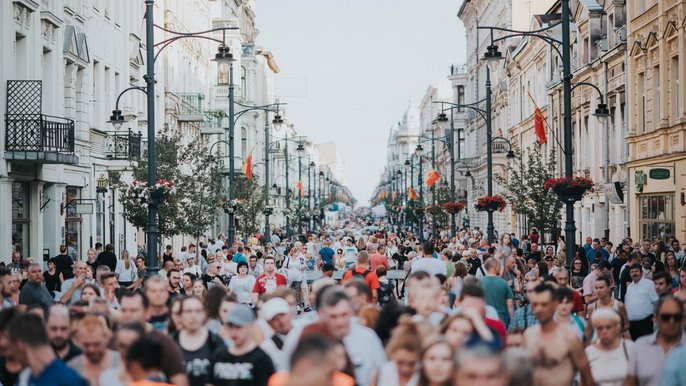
xmin=241 ymin=66 xmax=247 ymax=100
xmin=241 ymin=127 xmax=247 ymax=160
xmin=639 ymin=194 xmax=674 ymax=241
xmin=673 ymin=57 xmax=680 ymax=118
xmin=11 ymin=182 xmax=30 ymax=259
xmin=638 ymin=72 xmax=645 ymax=133
xmin=655 ymin=65 xmax=661 ymax=124
xmin=65 ymin=186 xmax=82 ymax=261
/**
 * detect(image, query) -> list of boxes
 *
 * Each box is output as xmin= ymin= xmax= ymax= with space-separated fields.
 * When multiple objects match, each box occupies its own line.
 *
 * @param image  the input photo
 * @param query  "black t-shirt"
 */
xmin=466 ymin=257 xmax=482 ymax=276
xmin=173 ymin=331 xmax=226 ymax=386
xmin=54 ymin=254 xmax=75 ymax=280
xmin=0 ymin=356 xmax=18 ymax=386
xmin=58 ymin=340 xmax=82 ymax=363
xmin=43 ymin=271 xmax=62 ymax=294
xmin=207 ymin=346 xmax=274 ymax=386
xmin=96 ymin=251 xmax=117 ymax=272
xmin=528 ymin=251 xmax=542 ymax=263
xmin=202 ymin=274 xmax=226 ymax=289
xmin=148 ymin=313 xmax=170 ymax=333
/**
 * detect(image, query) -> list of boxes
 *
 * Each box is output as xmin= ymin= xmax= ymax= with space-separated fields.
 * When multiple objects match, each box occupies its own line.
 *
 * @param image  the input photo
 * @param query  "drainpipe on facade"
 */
xmin=604 ymin=60 xmax=610 ymax=240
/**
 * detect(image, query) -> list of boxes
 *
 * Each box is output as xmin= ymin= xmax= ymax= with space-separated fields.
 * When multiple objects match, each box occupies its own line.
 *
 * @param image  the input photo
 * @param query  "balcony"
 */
xmin=105 ymin=129 xmax=142 ymax=160
xmin=4 ymin=80 xmax=78 ymax=164
xmin=177 ymin=93 xmax=205 ymax=122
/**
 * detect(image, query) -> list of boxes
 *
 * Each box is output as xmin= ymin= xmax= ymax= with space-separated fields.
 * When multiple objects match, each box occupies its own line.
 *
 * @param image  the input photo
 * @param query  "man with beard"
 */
xmin=0 ymin=269 xmax=15 ymax=307
xmin=8 ymin=313 xmax=86 ymax=385
xmin=45 ymin=305 xmax=81 ymax=362
xmin=67 ymin=315 xmax=117 ymax=386
xmin=524 ymin=283 xmax=594 ymax=386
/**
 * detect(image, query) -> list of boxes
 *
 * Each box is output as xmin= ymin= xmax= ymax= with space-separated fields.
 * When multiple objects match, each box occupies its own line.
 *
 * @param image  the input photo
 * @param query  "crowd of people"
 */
xmin=3 ymin=220 xmax=686 ymax=386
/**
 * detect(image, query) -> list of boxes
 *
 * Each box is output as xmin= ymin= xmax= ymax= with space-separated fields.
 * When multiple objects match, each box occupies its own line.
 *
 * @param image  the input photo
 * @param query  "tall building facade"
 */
xmin=1 ymin=0 xmax=281 ymax=263
xmin=626 ymin=0 xmax=686 ymax=242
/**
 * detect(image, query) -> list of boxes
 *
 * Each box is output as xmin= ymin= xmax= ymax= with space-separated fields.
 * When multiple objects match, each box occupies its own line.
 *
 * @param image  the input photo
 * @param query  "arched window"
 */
xmin=241 ymin=127 xmax=248 ymax=160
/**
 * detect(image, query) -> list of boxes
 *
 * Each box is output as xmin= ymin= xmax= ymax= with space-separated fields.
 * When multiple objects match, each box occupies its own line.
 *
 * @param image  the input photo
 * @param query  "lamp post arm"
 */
xmin=439 ymin=102 xmax=487 ymax=121
xmin=114 ymin=86 xmax=147 ymax=110
xmin=571 ymin=82 xmax=606 ymax=102
xmin=491 ymin=136 xmax=515 ymax=150
xmin=209 ymin=140 xmax=232 ymax=155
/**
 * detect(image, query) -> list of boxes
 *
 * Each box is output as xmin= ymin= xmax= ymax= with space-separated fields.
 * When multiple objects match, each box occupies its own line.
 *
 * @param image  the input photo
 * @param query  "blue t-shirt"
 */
xmin=28 ymin=358 xmax=87 ymax=386
xmin=319 ymin=247 xmax=335 ymax=265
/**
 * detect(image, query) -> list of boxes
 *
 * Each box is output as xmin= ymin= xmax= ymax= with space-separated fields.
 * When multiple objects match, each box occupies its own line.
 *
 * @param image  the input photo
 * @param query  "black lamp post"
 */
xmin=414 ymin=143 xmax=426 ymax=241
xmin=110 ymin=1 xmax=237 ymax=275
xmin=479 ymin=2 xmax=612 ymax=264
xmin=296 ymin=142 xmax=305 ymax=234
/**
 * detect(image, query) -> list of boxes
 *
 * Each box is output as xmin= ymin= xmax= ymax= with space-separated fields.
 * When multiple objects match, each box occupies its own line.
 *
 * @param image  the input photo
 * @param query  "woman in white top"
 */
xmin=369 ymin=316 xmax=420 ymax=386
xmin=114 ymin=250 xmax=137 ymax=289
xmin=494 ymin=233 xmax=514 ymax=261
xmin=227 ymin=262 xmax=256 ymax=304
xmin=183 ymin=255 xmax=202 ymax=277
xmin=284 ymin=247 xmax=307 ymax=308
xmin=585 ymin=308 xmax=634 ymax=386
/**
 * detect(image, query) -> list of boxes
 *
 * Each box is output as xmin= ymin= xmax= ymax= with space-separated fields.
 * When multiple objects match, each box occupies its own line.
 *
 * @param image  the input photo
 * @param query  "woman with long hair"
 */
xmin=284 ymin=247 xmax=307 ymax=310
xmin=494 ymin=233 xmax=514 ymax=260
xmin=585 ymin=276 xmax=629 ymax=342
xmin=369 ymin=316 xmax=421 ymax=386
xmin=203 ymin=286 xmax=228 ymax=336
xmin=417 ymin=337 xmax=453 ymax=386
xmin=664 ymin=252 xmax=679 ymax=289
xmin=173 ymin=296 xmax=226 ymax=386
xmin=447 ymin=261 xmax=469 ymax=301
xmin=115 ymin=249 xmax=137 ymax=289
xmin=570 ymin=257 xmax=587 ymax=290
xmin=191 ymin=279 xmax=207 ymax=299
xmin=181 ymin=273 xmax=196 ymax=296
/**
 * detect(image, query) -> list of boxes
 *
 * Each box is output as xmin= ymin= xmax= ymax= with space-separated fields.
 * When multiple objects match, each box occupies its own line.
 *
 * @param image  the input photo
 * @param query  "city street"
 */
xmin=1 ymin=1 xmax=686 ymax=386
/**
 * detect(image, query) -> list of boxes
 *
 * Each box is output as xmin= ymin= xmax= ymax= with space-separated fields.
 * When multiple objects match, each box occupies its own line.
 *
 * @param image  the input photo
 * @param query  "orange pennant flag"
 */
xmin=242 ymin=154 xmax=253 ymax=180
xmin=408 ymin=187 xmax=418 ymax=200
xmin=392 ymin=192 xmax=397 ymax=202
xmin=296 ymin=180 xmax=304 ymax=197
xmin=425 ymin=168 xmax=440 ymax=186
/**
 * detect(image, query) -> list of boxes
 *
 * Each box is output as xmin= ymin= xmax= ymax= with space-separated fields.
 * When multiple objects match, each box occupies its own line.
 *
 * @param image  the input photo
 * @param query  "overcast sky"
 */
xmin=254 ymin=0 xmax=466 ymax=205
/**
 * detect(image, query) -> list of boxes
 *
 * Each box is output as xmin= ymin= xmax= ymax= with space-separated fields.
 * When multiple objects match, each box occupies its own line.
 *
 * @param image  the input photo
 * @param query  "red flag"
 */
xmin=528 ymin=91 xmax=547 ymax=144
xmin=242 ymin=154 xmax=253 ymax=180
xmin=392 ymin=192 xmax=397 ymax=202
xmin=534 ymin=107 xmax=546 ymax=144
xmin=296 ymin=180 xmax=304 ymax=197
xmin=425 ymin=168 xmax=440 ymax=186
xmin=408 ymin=187 xmax=417 ymax=200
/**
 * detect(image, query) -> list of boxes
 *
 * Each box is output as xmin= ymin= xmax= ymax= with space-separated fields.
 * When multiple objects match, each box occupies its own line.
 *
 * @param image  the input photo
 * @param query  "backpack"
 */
xmin=377 ymin=280 xmax=396 ymax=306
xmin=349 ymin=267 xmax=371 ymax=280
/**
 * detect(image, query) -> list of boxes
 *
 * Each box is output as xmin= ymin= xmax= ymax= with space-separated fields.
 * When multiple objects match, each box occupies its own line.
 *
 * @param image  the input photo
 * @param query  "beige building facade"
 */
xmin=626 ymin=0 xmax=686 ymax=242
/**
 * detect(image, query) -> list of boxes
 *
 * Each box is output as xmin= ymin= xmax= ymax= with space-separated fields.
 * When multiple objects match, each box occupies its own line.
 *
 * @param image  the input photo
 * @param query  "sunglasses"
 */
xmin=660 ymin=313 xmax=683 ymax=323
xmin=545 ymin=257 xmax=553 ymax=261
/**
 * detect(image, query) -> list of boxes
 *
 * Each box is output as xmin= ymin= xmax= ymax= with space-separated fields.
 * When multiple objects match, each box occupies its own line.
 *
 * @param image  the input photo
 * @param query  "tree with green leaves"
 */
xmin=234 ymin=177 xmax=266 ymax=239
xmin=114 ymin=128 xmax=224 ymax=244
xmin=494 ymin=145 xmax=562 ymax=242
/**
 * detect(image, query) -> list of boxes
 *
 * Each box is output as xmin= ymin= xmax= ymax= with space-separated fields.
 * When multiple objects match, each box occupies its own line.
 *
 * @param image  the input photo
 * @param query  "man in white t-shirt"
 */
xmin=342 ymin=238 xmax=358 ymax=268
xmin=410 ymin=242 xmax=447 ymax=277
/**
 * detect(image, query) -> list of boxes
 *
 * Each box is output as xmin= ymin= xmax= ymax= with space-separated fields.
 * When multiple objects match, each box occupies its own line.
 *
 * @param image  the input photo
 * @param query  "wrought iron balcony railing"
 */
xmin=5 ymin=113 xmax=78 ymax=163
xmin=105 ymin=129 xmax=142 ymax=160
xmin=4 ymin=79 xmax=78 ymax=164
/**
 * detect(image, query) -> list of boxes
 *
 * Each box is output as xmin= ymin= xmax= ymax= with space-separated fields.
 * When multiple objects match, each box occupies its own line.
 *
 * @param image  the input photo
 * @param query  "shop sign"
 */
xmin=75 ymin=203 xmax=93 ymax=214
xmin=649 ymin=168 xmax=671 ymax=180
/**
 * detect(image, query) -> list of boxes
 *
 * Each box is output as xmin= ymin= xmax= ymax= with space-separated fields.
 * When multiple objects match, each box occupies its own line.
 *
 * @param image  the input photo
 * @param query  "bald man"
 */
xmin=46 ymin=304 xmax=82 ymax=361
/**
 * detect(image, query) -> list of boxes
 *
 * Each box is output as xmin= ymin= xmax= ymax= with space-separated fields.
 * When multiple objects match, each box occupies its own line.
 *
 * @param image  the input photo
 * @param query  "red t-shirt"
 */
xmin=252 ymin=273 xmax=288 ymax=295
xmin=341 ymin=267 xmax=380 ymax=291
xmin=369 ymin=253 xmax=390 ymax=271
xmin=486 ymin=318 xmax=507 ymax=348
xmin=571 ymin=288 xmax=584 ymax=314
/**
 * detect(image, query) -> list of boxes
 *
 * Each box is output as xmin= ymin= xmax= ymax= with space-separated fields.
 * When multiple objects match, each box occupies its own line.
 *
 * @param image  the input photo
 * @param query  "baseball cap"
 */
xmin=260 ymin=298 xmax=290 ymax=321
xmin=224 ymin=304 xmax=256 ymax=326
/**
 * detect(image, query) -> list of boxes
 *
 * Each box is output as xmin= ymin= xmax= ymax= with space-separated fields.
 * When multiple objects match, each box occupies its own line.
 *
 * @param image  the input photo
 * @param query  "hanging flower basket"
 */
xmin=413 ymin=206 xmax=425 ymax=217
xmin=426 ymin=205 xmax=445 ymax=216
xmin=124 ymin=179 xmax=176 ymax=209
xmin=442 ymin=201 xmax=466 ymax=214
xmin=544 ymin=176 xmax=594 ymax=203
xmin=474 ymin=195 xmax=507 ymax=212
xmin=222 ymin=198 xmax=240 ymax=214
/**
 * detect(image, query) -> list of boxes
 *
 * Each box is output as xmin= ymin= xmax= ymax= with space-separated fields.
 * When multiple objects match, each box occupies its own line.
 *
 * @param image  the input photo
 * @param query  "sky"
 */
xmin=254 ymin=0 xmax=466 ymax=206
